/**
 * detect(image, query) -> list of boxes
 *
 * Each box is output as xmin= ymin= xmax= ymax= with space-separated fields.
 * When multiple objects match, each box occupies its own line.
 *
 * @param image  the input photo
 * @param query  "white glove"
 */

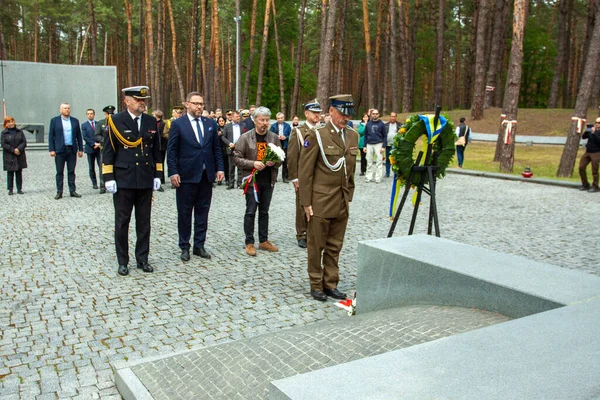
xmin=153 ymin=178 xmax=161 ymax=191
xmin=105 ymin=180 xmax=117 ymax=194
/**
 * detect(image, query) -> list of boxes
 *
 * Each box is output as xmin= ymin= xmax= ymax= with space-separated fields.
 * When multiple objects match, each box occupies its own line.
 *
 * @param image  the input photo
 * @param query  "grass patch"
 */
xmin=454 ymin=142 xmax=584 ymax=182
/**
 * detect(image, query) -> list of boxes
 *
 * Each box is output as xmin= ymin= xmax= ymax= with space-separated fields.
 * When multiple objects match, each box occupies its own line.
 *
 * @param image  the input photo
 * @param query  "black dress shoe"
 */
xmin=217 ymin=181 xmax=222 ymax=186
xmin=70 ymin=191 xmax=82 ymax=198
xmin=118 ymin=265 xmax=129 ymax=276
xmin=99 ymin=188 xmax=106 ymax=194
xmin=227 ymin=185 xmax=234 ymax=190
xmin=181 ymin=248 xmax=190 ymax=261
xmin=8 ymin=191 xmax=13 ymax=196
xmin=158 ymin=186 xmax=164 ymax=192
xmin=17 ymin=190 xmax=24 ymax=195
xmin=298 ymin=239 xmax=307 ymax=248
xmin=311 ymin=291 xmax=327 ymax=301
xmin=193 ymin=247 xmax=211 ymax=259
xmin=324 ymin=288 xmax=347 ymax=299
xmin=589 ymin=187 xmax=600 ymax=193
xmin=55 ymin=192 xmax=63 ymax=200
xmin=579 ymin=185 xmax=590 ymax=191
xmin=93 ymin=184 xmax=99 ymax=189
xmin=137 ymin=262 xmax=154 ymax=273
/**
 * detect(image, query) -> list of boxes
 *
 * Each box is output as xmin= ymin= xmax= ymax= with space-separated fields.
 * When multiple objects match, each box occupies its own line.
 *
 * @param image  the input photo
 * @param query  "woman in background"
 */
xmin=216 ymin=116 xmax=228 ymax=186
xmin=1 ymin=116 xmax=27 ymax=195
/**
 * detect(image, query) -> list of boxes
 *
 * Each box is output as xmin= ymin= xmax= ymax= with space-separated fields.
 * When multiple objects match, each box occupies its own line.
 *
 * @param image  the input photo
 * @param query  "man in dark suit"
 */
xmin=167 ymin=91 xmax=225 ymax=262
xmin=81 ymin=108 xmax=101 ymax=189
xmin=102 ymin=86 xmax=162 ymax=276
xmin=94 ymin=105 xmax=116 ymax=194
xmin=270 ymin=112 xmax=292 ymax=182
xmin=221 ymin=110 xmax=245 ymax=189
xmin=49 ymin=103 xmax=84 ymax=199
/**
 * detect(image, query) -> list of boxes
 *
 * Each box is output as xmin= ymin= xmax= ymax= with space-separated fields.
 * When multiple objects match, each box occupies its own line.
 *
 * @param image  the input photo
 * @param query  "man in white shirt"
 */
xmin=222 ymin=110 xmax=245 ymax=189
xmin=384 ymin=112 xmax=398 ymax=178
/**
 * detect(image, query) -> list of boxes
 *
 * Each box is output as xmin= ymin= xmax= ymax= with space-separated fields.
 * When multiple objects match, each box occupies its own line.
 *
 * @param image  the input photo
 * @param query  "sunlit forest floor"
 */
xmin=394 ymin=107 xmax=599 ymax=136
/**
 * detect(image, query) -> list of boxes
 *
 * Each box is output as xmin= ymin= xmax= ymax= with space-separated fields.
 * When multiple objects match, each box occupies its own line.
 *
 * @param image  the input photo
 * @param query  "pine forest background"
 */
xmin=0 ymin=0 xmax=599 ymax=119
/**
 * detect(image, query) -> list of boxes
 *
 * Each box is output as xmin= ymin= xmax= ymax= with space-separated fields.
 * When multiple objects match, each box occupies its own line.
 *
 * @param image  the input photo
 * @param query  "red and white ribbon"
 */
xmin=502 ymin=120 xmax=517 ymax=145
xmin=571 ymin=117 xmax=586 ymax=134
xmin=241 ymin=168 xmax=259 ymax=203
xmin=500 ymin=114 xmax=507 ymax=120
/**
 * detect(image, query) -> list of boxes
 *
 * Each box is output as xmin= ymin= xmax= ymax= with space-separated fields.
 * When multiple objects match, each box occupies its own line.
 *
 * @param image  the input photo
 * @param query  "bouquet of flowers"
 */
xmin=241 ymin=143 xmax=285 ymax=202
xmin=263 ymin=143 xmax=285 ymax=163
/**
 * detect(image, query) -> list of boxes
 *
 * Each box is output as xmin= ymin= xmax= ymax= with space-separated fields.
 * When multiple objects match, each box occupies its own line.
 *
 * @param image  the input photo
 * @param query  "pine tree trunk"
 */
xmin=374 ymin=0 xmax=385 ymax=108
xmin=88 ymin=0 xmax=98 ymax=65
xmin=433 ymin=0 xmax=445 ymax=107
xmin=256 ymin=0 xmax=272 ymax=106
xmin=318 ymin=0 xmax=328 ymax=80
xmin=454 ymin=0 xmax=462 ymax=108
xmin=463 ymin=2 xmax=478 ymax=109
xmin=138 ymin=0 xmax=144 ymax=83
xmin=242 ymin=0 xmax=258 ymax=107
xmin=145 ymin=0 xmax=155 ymax=110
xmin=188 ymin=0 xmax=199 ymax=92
xmin=211 ymin=0 xmax=221 ymax=109
xmin=316 ymin=0 xmax=339 ymax=109
xmin=548 ymin=0 xmax=568 ymax=108
xmin=334 ymin=0 xmax=348 ymax=96
xmin=200 ymin=0 xmax=208 ymax=101
xmin=498 ymin=0 xmax=528 ymax=172
xmin=485 ymin=0 xmax=507 ymax=108
xmin=124 ymin=0 xmax=134 ymax=86
xmin=471 ymin=0 xmax=489 ymax=120
xmin=389 ymin=0 xmax=399 ymax=112
xmin=166 ymin=0 xmax=185 ymax=103
xmin=557 ymin=3 xmax=600 ymax=177
xmin=156 ymin=0 xmax=164 ymax=109
xmin=362 ymin=0 xmax=375 ymax=108
xmin=290 ymin=0 xmax=307 ymax=117
xmin=562 ymin=0 xmax=574 ymax=108
xmin=271 ymin=0 xmax=286 ymax=114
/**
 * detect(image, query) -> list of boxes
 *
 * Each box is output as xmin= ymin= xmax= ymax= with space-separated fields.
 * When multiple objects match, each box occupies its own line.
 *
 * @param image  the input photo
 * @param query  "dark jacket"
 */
xmin=81 ymin=119 xmax=99 ymax=154
xmin=233 ymin=129 xmax=281 ymax=186
xmin=2 ymin=128 xmax=27 ymax=171
xmin=269 ymin=121 xmax=292 ymax=149
xmin=457 ymin=123 xmax=471 ymax=146
xmin=48 ymin=116 xmax=83 ymax=153
xmin=102 ymin=110 xmax=162 ymax=189
xmin=242 ymin=117 xmax=255 ymax=132
xmin=166 ymin=115 xmax=224 ymax=183
xmin=221 ymin=121 xmax=245 ymax=155
xmin=583 ymin=128 xmax=600 ymax=153
xmin=364 ymin=119 xmax=387 ymax=146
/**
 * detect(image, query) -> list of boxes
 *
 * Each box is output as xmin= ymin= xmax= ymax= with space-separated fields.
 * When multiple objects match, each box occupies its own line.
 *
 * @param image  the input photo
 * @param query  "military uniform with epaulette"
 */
xmin=298 ymin=95 xmax=359 ymax=302
xmin=288 ymin=100 xmax=323 ymax=248
xmin=102 ymin=86 xmax=161 ymax=276
xmin=94 ymin=105 xmax=115 ymax=193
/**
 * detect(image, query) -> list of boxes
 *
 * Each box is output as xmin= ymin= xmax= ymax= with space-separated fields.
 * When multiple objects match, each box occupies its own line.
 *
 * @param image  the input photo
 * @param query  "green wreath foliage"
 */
xmin=390 ymin=114 xmax=457 ymax=186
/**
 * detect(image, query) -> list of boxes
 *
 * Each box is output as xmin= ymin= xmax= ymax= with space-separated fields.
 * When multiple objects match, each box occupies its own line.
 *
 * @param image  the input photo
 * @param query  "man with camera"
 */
xmin=579 ymin=118 xmax=600 ymax=193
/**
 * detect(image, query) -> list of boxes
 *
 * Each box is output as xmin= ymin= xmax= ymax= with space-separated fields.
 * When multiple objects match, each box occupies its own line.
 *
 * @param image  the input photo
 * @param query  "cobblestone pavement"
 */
xmin=132 ymin=305 xmax=509 ymax=400
xmin=1 ymin=151 xmax=598 ymax=399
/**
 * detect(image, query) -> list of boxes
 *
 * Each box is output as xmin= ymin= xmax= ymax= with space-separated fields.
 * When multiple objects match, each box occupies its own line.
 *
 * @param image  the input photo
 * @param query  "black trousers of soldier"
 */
xmin=113 ymin=188 xmax=153 ymax=266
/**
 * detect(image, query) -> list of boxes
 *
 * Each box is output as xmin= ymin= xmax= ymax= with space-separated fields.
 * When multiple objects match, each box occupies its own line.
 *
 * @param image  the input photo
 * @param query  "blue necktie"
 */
xmin=194 ymin=118 xmax=203 ymax=146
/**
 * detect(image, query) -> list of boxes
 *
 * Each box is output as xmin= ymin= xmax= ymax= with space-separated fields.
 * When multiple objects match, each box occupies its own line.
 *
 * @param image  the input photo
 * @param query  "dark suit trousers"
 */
xmin=113 ymin=188 xmax=153 ymax=266
xmin=306 ymin=208 xmax=349 ymax=292
xmin=227 ymin=154 xmax=240 ymax=186
xmin=176 ymin=171 xmax=213 ymax=249
xmin=87 ymin=149 xmax=101 ymax=185
xmin=244 ymin=183 xmax=273 ymax=244
xmin=55 ymin=146 xmax=77 ymax=193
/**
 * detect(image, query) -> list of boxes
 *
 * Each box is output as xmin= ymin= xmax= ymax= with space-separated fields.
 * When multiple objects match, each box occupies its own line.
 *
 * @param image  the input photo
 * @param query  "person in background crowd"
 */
xmin=291 ymin=116 xmax=300 ymax=128
xmin=94 ymin=105 xmax=116 ymax=194
xmin=225 ymin=110 xmax=233 ymax=123
xmin=222 ymin=110 xmax=245 ymax=189
xmin=2 ymin=116 xmax=27 ymax=195
xmin=233 ymin=106 xmax=281 ymax=256
xmin=455 ymin=117 xmax=471 ymax=168
xmin=163 ymin=106 xmax=185 ymax=189
xmin=215 ymin=109 xmax=222 ymax=119
xmin=216 ymin=116 xmax=229 ymax=186
xmin=49 ymin=103 xmax=84 ymax=199
xmin=357 ymin=113 xmax=369 ymax=176
xmin=81 ymin=108 xmax=101 ymax=189
xmin=242 ymin=105 xmax=256 ymax=132
xmin=153 ymin=109 xmax=166 ymax=191
xmin=384 ymin=112 xmax=398 ymax=178
xmin=363 ymin=108 xmax=386 ymax=183
xmin=209 ymin=110 xmax=216 ymax=119
xmin=579 ymin=118 xmax=600 ymax=193
xmin=270 ymin=112 xmax=291 ymax=183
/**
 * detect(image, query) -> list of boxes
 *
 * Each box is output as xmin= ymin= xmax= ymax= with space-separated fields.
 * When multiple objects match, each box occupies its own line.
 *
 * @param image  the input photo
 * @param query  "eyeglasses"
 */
xmin=188 ymin=102 xmax=204 ymax=107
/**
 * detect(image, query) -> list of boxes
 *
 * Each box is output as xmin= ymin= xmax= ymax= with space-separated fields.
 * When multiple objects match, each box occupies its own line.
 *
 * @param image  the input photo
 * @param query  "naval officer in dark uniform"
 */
xmin=102 ymin=86 xmax=162 ymax=276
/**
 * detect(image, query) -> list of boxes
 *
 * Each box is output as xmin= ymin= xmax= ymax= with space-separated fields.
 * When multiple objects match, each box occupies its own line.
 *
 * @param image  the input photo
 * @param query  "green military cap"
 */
xmin=102 ymin=105 xmax=116 ymax=114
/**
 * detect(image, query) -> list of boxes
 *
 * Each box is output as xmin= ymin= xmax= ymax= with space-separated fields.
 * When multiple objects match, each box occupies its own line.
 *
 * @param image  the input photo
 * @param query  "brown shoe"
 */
xmin=259 ymin=241 xmax=279 ymax=252
xmin=245 ymin=244 xmax=257 ymax=256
